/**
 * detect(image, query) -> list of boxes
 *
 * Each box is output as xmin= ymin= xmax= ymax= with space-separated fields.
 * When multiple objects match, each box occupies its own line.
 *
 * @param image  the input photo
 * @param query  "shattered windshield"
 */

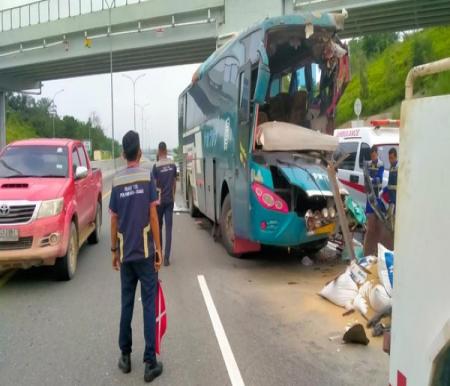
xmin=258 ymin=25 xmax=349 ymax=135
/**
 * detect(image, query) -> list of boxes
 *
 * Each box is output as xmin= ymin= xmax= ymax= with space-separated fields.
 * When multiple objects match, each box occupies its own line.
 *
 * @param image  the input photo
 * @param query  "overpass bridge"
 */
xmin=0 ymin=0 xmax=449 ymax=146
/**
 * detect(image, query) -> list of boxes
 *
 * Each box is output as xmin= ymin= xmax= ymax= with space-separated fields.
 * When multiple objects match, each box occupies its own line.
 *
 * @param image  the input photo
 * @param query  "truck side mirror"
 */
xmin=253 ymin=47 xmax=270 ymax=105
xmin=75 ymin=166 xmax=88 ymax=180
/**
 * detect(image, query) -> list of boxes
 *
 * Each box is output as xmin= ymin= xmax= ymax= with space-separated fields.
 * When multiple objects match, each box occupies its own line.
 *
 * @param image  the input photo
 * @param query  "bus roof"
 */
xmin=191 ymin=12 xmax=345 ymax=87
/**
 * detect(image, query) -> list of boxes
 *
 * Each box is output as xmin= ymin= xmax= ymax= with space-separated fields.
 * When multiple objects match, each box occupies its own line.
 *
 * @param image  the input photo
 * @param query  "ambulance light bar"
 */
xmin=370 ymin=119 xmax=400 ymax=127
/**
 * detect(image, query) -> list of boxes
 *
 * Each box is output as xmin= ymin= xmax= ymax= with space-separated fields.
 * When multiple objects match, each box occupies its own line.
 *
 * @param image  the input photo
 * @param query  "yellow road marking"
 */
xmin=102 ymin=190 xmax=112 ymax=201
xmin=0 ymin=269 xmax=17 ymax=288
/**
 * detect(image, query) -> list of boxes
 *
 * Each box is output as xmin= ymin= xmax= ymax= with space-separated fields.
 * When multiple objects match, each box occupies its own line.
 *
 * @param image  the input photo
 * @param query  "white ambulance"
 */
xmin=334 ymin=120 xmax=400 ymax=208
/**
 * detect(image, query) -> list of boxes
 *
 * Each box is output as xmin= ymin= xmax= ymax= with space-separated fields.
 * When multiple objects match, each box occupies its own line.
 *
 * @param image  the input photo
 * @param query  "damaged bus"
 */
xmin=179 ymin=13 xmax=350 ymax=256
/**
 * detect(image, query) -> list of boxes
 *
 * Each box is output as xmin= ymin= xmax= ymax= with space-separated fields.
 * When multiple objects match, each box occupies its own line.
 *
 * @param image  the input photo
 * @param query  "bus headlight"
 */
xmin=37 ymin=198 xmax=64 ymax=219
xmin=329 ymin=207 xmax=336 ymax=219
xmin=322 ymin=208 xmax=329 ymax=219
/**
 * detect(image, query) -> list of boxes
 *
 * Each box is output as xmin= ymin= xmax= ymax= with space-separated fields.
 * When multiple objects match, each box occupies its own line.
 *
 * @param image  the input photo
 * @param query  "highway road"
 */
xmin=0 ymin=163 xmax=389 ymax=386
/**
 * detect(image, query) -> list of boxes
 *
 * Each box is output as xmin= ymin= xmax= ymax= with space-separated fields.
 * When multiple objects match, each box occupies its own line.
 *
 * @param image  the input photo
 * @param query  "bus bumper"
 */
xmin=250 ymin=202 xmax=332 ymax=247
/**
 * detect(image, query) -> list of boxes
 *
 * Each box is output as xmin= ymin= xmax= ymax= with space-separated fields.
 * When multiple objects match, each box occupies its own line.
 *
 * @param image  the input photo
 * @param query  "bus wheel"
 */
xmin=220 ymin=195 xmax=241 ymax=257
xmin=188 ymin=186 xmax=199 ymax=218
xmin=302 ymin=238 xmax=328 ymax=256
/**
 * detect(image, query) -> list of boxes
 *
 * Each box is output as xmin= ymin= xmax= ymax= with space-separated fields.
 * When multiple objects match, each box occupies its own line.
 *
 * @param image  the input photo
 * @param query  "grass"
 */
xmin=6 ymin=112 xmax=38 ymax=144
xmin=336 ymin=27 xmax=450 ymax=125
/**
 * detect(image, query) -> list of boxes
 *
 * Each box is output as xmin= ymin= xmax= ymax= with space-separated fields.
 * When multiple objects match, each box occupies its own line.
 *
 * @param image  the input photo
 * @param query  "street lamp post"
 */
xmin=104 ymin=0 xmax=116 ymax=166
xmin=122 ymin=74 xmax=146 ymax=131
xmin=50 ymin=89 xmax=64 ymax=137
xmin=135 ymin=103 xmax=150 ymax=151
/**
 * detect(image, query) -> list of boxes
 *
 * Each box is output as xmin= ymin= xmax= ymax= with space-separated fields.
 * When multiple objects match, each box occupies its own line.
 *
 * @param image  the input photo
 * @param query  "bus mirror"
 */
xmin=254 ymin=63 xmax=270 ymax=105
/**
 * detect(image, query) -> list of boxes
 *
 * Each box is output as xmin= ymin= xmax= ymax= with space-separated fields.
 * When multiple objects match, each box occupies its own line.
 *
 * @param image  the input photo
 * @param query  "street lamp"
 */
xmin=122 ymin=73 xmax=146 ymax=131
xmin=50 ymin=89 xmax=64 ymax=137
xmin=104 ymin=0 xmax=116 ymax=166
xmin=135 ymin=103 xmax=150 ymax=150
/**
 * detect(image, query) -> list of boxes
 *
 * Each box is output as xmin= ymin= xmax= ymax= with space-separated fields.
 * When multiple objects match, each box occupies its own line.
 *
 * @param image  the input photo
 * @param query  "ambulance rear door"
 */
xmin=336 ymin=139 xmax=366 ymax=207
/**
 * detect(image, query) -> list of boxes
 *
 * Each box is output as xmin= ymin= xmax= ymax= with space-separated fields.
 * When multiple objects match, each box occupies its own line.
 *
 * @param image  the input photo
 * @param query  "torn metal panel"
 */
xmin=257 ymin=121 xmax=339 ymax=152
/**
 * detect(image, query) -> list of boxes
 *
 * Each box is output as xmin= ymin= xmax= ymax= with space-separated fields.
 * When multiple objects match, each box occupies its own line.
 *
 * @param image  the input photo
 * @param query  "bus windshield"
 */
xmin=257 ymin=25 xmax=349 ymax=136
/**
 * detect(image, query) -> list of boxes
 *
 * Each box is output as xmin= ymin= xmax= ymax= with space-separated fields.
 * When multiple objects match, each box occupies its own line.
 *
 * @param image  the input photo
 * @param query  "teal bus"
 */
xmin=179 ymin=13 xmax=350 ymax=256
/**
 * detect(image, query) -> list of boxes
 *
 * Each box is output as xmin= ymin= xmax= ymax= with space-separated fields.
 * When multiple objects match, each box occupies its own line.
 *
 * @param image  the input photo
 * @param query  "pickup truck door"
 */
xmin=72 ymin=147 xmax=90 ymax=232
xmin=77 ymin=145 xmax=96 ymax=222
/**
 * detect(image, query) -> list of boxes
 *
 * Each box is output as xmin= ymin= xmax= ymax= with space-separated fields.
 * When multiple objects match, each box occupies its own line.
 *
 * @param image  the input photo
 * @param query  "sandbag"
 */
xmin=377 ymin=243 xmax=394 ymax=296
xmin=369 ymin=284 xmax=392 ymax=312
xmin=319 ymin=270 xmax=358 ymax=308
xmin=352 ymin=293 xmax=369 ymax=315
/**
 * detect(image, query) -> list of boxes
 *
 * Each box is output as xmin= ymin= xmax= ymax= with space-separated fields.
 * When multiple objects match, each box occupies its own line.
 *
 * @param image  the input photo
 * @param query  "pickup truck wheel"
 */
xmin=88 ymin=202 xmax=101 ymax=244
xmin=219 ymin=195 xmax=242 ymax=258
xmin=55 ymin=223 xmax=78 ymax=281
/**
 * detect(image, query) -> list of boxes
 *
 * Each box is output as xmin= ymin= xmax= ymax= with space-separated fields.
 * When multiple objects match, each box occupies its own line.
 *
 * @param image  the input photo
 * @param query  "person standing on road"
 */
xmin=363 ymin=145 xmax=385 ymax=256
xmin=110 ymin=131 xmax=163 ymax=383
xmin=381 ymin=147 xmax=398 ymax=250
xmin=152 ymin=141 xmax=177 ymax=267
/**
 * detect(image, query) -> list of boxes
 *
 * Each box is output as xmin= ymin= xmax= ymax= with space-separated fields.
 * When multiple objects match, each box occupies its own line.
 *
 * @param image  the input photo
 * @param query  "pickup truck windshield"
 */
xmin=0 ymin=145 xmax=69 ymax=178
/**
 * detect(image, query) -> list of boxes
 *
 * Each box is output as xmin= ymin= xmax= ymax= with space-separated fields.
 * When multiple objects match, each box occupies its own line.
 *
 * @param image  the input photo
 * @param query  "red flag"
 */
xmin=155 ymin=280 xmax=167 ymax=355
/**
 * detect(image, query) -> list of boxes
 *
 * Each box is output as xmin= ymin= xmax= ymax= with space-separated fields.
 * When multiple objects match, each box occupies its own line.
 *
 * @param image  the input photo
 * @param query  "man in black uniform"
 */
xmin=110 ymin=131 xmax=163 ymax=382
xmin=364 ymin=145 xmax=385 ymax=256
xmin=152 ymin=142 xmax=177 ymax=266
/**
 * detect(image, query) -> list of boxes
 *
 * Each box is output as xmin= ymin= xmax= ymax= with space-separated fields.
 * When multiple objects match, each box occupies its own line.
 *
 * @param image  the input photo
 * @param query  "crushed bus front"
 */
xmin=248 ymin=122 xmax=340 ymax=250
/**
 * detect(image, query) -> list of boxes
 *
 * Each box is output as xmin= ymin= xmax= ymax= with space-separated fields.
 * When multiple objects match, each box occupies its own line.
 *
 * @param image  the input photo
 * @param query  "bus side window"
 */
xmin=269 ymin=75 xmax=280 ymax=97
xmin=178 ymin=94 xmax=186 ymax=133
xmin=337 ymin=142 xmax=358 ymax=171
xmin=238 ymin=69 xmax=250 ymax=123
xmin=359 ymin=142 xmax=371 ymax=169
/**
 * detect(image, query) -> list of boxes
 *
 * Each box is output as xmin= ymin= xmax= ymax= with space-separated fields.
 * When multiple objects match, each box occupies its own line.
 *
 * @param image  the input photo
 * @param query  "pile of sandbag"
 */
xmin=319 ymin=243 xmax=394 ymax=318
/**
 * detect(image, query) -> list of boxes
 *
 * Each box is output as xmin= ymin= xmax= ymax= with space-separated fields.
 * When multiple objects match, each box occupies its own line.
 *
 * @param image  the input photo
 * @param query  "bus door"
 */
xmin=232 ymin=62 xmax=252 ymax=238
xmin=204 ymin=156 xmax=216 ymax=221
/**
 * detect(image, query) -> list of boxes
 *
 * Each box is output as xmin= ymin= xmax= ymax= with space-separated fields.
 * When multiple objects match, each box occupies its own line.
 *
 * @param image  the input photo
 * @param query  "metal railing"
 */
xmin=0 ymin=0 xmax=148 ymax=32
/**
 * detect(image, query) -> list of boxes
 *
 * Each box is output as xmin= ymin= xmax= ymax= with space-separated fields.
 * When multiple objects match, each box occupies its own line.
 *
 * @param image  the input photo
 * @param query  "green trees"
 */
xmin=336 ymin=27 xmax=450 ymax=125
xmin=5 ymin=93 xmax=120 ymax=156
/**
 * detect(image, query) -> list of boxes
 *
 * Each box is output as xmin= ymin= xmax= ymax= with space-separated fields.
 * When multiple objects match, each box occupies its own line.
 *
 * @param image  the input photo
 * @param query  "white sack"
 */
xmin=319 ymin=270 xmax=358 ymax=308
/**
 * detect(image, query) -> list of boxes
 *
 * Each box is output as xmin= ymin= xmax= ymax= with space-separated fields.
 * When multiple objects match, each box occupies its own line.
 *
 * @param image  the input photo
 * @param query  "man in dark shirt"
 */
xmin=110 ymin=131 xmax=163 ymax=383
xmin=364 ymin=145 xmax=385 ymax=256
xmin=381 ymin=147 xmax=398 ymax=250
xmin=152 ymin=142 xmax=177 ymax=267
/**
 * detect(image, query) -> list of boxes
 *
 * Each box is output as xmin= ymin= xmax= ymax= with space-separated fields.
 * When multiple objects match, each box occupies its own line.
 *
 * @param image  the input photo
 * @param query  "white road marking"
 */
xmin=197 ymin=275 xmax=245 ymax=386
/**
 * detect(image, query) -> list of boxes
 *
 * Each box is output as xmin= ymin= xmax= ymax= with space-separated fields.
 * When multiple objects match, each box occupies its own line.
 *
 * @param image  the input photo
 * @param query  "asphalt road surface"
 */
xmin=0 ymin=163 xmax=389 ymax=386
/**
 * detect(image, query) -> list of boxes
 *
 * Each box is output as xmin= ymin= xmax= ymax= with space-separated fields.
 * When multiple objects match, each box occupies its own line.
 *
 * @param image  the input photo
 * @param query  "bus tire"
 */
xmin=303 ymin=238 xmax=328 ymax=255
xmin=220 ymin=195 xmax=241 ymax=258
xmin=188 ymin=186 xmax=200 ymax=218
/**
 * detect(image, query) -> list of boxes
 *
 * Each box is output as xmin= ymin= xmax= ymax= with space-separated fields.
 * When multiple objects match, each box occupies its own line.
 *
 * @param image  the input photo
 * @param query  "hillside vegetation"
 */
xmin=5 ymin=93 xmax=120 ymax=155
xmin=6 ymin=112 xmax=38 ymax=142
xmin=336 ymin=26 xmax=450 ymax=125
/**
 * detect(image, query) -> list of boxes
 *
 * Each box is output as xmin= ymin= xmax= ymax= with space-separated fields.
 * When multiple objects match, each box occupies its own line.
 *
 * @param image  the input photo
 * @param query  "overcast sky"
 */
xmin=2 ymin=0 xmax=198 ymax=149
xmin=35 ymin=66 xmax=197 ymax=150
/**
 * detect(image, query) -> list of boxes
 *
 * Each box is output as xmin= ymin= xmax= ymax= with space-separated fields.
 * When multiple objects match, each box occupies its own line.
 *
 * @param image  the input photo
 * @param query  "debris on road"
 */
xmin=319 ymin=243 xmax=394 ymax=348
xmin=319 ymin=269 xmax=358 ymax=308
xmin=301 ymin=256 xmax=314 ymax=266
xmin=343 ymin=323 xmax=370 ymax=345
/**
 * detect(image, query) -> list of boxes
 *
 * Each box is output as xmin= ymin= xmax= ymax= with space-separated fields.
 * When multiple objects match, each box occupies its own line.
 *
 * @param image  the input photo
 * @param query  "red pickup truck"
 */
xmin=0 ymin=139 xmax=102 ymax=280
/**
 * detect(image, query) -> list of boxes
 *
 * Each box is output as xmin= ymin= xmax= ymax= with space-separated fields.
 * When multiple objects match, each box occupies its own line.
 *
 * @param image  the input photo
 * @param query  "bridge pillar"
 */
xmin=0 ymin=91 xmax=5 ymax=149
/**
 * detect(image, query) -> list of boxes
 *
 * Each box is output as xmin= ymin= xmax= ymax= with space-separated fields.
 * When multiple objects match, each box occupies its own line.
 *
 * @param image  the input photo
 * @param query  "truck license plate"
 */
xmin=0 ymin=229 xmax=19 ymax=242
